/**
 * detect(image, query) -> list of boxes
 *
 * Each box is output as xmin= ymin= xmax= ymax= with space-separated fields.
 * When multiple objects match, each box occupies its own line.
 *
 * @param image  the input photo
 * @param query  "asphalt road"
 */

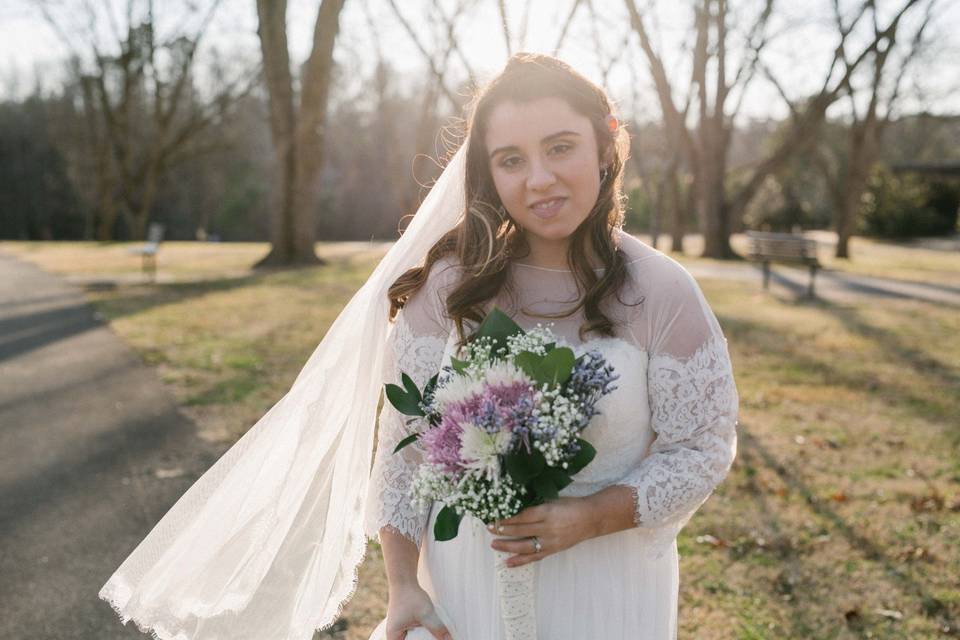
xmin=0 ymin=251 xmax=223 ymax=639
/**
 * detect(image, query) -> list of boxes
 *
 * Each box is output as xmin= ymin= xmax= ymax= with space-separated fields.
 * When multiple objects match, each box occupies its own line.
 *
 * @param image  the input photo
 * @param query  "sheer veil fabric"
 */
xmin=98 ymin=144 xmax=469 ymax=640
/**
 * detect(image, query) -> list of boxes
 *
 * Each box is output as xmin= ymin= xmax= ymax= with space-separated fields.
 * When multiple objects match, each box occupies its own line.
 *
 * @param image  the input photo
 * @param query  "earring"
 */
xmin=497 ymin=204 xmax=507 ymax=220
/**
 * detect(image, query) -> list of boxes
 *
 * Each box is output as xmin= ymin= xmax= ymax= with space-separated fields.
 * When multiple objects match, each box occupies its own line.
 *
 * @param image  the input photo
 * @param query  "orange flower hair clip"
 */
xmin=605 ymin=114 xmax=619 ymax=133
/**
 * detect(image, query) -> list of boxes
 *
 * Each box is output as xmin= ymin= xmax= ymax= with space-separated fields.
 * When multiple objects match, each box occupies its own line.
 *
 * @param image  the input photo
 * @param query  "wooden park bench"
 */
xmin=128 ymin=222 xmax=165 ymax=282
xmin=745 ymin=231 xmax=821 ymax=298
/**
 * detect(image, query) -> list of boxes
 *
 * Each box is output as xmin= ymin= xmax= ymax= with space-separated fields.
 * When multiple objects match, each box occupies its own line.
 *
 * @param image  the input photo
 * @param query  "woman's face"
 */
xmin=484 ymin=96 xmax=604 ymax=250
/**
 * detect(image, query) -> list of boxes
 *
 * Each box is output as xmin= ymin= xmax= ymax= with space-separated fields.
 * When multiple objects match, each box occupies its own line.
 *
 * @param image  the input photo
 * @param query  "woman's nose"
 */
xmin=526 ymin=159 xmax=556 ymax=190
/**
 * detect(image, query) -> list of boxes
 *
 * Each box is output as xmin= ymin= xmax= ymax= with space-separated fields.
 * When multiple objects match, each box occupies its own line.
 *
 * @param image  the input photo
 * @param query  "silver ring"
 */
xmin=531 ymin=536 xmax=542 ymax=553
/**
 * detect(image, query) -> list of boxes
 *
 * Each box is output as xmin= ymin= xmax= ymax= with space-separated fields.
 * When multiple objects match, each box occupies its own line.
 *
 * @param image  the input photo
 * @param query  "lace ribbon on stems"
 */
xmin=493 ymin=545 xmax=538 ymax=640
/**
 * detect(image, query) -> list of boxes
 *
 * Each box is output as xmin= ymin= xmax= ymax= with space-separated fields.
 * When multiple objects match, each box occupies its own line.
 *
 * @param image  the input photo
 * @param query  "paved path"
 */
xmin=0 ymin=251 xmax=223 ymax=639
xmin=683 ymin=261 xmax=960 ymax=307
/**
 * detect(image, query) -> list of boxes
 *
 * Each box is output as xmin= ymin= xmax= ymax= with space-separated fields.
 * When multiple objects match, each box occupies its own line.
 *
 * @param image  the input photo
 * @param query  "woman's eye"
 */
xmin=499 ymin=144 xmax=571 ymax=169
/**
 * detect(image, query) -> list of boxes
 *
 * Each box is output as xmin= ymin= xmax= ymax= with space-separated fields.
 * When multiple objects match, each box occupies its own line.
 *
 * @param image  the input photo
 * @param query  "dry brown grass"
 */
xmin=3 ymin=238 xmax=958 ymax=639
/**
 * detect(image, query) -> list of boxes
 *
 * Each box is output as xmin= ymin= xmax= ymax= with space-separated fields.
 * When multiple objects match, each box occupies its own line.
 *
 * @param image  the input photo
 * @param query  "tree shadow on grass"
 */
xmin=717 ymin=287 xmax=959 ymax=433
xmin=728 ymin=428 xmax=824 ymax=638
xmin=92 ymin=255 xmax=375 ymax=322
xmin=814 ymin=300 xmax=960 ymax=439
xmin=712 ymin=301 xmax=959 ymax=632
xmin=736 ymin=425 xmax=956 ymax=633
xmin=0 ymin=265 xmax=329 ymax=366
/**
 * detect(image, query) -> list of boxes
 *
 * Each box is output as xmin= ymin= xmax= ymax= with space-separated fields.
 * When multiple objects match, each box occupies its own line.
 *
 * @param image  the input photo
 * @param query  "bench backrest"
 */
xmin=146 ymin=222 xmax=165 ymax=245
xmin=746 ymin=231 xmax=818 ymax=262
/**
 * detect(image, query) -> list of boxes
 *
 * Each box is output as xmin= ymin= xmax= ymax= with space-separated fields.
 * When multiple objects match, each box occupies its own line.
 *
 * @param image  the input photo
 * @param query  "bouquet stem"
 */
xmin=493 ymin=539 xmax=537 ymax=640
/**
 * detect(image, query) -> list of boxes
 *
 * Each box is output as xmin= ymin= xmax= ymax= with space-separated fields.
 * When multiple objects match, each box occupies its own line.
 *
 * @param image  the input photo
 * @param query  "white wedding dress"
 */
xmin=364 ymin=232 xmax=739 ymax=640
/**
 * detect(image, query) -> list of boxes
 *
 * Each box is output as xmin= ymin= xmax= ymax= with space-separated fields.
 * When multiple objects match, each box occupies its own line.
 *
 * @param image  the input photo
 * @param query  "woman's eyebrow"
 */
xmin=489 ymin=130 xmax=582 ymax=159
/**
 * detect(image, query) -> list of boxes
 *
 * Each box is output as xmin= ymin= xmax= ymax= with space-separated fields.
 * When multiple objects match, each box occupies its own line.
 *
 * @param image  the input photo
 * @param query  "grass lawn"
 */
xmin=2 ymin=237 xmax=958 ymax=639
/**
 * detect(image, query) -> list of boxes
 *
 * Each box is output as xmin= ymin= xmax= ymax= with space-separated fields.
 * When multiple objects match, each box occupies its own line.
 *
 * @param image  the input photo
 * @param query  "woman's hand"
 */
xmin=385 ymin=582 xmax=453 ymax=640
xmin=486 ymin=496 xmax=597 ymax=568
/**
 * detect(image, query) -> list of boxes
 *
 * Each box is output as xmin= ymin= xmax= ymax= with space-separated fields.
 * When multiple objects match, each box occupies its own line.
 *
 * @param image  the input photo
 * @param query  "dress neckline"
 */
xmin=511 ymin=262 xmax=605 ymax=273
xmin=510 ymin=255 xmax=650 ymax=273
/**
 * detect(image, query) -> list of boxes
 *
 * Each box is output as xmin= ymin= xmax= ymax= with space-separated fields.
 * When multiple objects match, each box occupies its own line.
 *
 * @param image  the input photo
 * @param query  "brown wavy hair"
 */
xmin=388 ymin=52 xmax=634 ymax=348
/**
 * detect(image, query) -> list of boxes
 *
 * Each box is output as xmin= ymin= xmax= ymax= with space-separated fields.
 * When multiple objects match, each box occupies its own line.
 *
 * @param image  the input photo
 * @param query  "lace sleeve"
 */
xmin=616 ymin=255 xmax=739 ymax=543
xmin=362 ymin=260 xmax=456 ymax=549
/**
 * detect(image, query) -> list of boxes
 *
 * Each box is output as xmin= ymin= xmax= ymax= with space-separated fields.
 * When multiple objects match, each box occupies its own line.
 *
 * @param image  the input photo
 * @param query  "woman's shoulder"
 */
xmin=616 ymin=229 xmax=698 ymax=291
xmin=424 ymin=253 xmax=464 ymax=292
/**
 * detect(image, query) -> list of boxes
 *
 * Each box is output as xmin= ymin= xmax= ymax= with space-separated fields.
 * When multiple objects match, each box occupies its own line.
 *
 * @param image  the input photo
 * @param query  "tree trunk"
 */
xmin=835 ymin=128 xmax=876 ymax=259
xmin=699 ymin=141 xmax=735 ymax=258
xmin=671 ymin=172 xmax=690 ymax=253
xmin=255 ymin=0 xmax=345 ymax=267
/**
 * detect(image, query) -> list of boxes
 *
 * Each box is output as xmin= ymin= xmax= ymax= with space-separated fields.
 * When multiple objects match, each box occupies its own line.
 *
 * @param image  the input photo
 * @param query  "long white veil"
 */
xmin=99 ymin=143 xmax=468 ymax=640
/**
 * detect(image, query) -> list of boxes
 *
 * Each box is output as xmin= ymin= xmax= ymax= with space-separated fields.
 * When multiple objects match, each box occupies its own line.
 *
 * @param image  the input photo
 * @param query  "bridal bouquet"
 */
xmin=385 ymin=305 xmax=619 ymax=639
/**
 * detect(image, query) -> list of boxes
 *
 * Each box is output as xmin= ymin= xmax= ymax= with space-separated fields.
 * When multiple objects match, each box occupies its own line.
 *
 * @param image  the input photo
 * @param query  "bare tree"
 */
xmin=625 ymin=0 xmax=926 ymax=258
xmin=810 ymin=0 xmax=937 ymax=258
xmin=381 ymin=0 xmax=478 ymax=216
xmin=38 ymin=0 xmax=257 ymax=241
xmin=255 ymin=0 xmax=347 ymax=267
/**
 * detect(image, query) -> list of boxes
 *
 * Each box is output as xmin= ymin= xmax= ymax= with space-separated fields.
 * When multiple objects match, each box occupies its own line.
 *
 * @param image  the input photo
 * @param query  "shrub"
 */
xmin=859 ymin=166 xmax=959 ymax=238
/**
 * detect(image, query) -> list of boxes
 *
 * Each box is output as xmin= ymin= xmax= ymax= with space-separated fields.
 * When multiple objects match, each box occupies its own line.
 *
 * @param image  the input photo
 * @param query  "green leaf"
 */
xmin=536 ymin=347 xmax=575 ymax=385
xmin=513 ymin=350 xmax=544 ymax=379
xmin=532 ymin=474 xmax=559 ymax=500
xmin=566 ymin=438 xmax=596 ymax=474
xmin=450 ymin=356 xmax=469 ymax=373
xmin=505 ymin=446 xmax=546 ymax=484
xmin=472 ymin=306 xmax=525 ymax=355
xmin=384 ymin=383 xmax=424 ymax=416
xmin=434 ymin=505 xmax=463 ymax=541
xmin=392 ymin=432 xmax=420 ymax=454
xmin=422 ymin=372 xmax=439 ymax=401
xmin=543 ymin=465 xmax=573 ymax=491
xmin=400 ymin=373 xmax=422 ymax=403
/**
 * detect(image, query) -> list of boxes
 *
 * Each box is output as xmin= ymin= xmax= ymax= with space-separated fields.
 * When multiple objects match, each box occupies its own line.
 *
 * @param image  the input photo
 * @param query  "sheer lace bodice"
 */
xmin=363 ymin=230 xmax=739 ymax=561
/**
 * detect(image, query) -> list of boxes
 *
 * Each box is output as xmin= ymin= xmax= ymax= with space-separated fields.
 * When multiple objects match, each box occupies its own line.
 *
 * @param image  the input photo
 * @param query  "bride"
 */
xmin=99 ymin=53 xmax=738 ymax=640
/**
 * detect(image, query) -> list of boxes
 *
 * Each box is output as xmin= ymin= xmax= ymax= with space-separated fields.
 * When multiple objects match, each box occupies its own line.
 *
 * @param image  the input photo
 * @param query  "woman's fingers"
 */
xmin=421 ymin=609 xmax=452 ymax=640
xmin=491 ymin=535 xmax=545 ymax=553
xmin=488 ymin=522 xmax=538 ymax=537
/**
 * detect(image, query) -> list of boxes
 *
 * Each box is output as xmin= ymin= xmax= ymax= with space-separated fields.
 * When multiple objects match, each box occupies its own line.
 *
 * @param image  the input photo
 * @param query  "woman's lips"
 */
xmin=529 ymin=197 xmax=566 ymax=219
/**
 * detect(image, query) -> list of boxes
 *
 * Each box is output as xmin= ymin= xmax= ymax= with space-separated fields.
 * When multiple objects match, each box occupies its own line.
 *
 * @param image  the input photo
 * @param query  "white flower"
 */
xmin=432 ymin=373 xmax=484 ymax=409
xmin=433 ymin=360 xmax=531 ymax=410
xmin=459 ymin=421 xmax=512 ymax=482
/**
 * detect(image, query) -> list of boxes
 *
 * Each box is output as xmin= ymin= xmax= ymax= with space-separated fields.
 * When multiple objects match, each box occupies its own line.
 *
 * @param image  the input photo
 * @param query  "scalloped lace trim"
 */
xmin=613 ymin=334 xmax=738 ymax=559
xmin=365 ymin=312 xmax=447 ymax=551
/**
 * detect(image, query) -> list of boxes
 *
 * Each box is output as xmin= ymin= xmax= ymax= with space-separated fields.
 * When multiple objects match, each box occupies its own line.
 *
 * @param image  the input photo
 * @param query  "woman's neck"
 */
xmin=513 ymin=230 xmax=614 ymax=270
